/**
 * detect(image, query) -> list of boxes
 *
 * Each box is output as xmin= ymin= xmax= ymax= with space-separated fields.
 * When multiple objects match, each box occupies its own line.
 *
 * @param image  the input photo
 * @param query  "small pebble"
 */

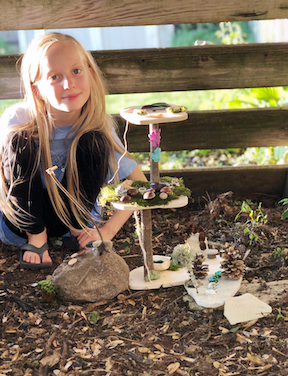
xmin=159 ymin=192 xmax=168 ymax=199
xmin=68 ymin=258 xmax=78 ymax=266
xmin=127 ymin=187 xmax=138 ymax=197
xmin=149 ymin=182 xmax=167 ymax=191
xmin=120 ymin=195 xmax=132 ymax=203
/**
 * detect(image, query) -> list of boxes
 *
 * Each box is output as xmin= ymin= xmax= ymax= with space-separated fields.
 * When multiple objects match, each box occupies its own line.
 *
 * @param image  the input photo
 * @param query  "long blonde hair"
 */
xmin=0 ymin=32 xmax=125 ymax=230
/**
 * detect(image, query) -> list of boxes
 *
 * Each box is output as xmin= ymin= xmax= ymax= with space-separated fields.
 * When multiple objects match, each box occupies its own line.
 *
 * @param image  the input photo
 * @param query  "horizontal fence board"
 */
xmin=2 ymin=43 xmax=288 ymax=100
xmin=0 ymin=0 xmax=287 ymax=30
xmin=149 ymin=165 xmax=288 ymax=201
xmin=116 ymin=107 xmax=288 ymax=151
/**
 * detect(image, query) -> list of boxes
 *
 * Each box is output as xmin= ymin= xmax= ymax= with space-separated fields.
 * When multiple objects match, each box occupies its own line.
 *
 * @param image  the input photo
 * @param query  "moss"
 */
xmin=99 ymin=176 xmax=191 ymax=208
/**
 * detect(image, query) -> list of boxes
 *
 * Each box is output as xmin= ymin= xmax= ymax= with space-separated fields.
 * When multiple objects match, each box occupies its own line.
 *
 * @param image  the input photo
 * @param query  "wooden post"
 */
xmin=140 ymin=209 xmax=153 ymax=276
xmin=140 ymin=123 xmax=161 ymax=277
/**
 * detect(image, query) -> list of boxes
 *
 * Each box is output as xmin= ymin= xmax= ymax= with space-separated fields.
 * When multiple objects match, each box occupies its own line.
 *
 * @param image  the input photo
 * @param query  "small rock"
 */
xmin=52 ymin=241 xmax=129 ymax=302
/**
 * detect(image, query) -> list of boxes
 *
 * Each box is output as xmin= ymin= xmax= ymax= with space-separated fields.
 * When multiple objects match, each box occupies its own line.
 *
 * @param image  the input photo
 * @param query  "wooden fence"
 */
xmin=1 ymin=0 xmax=288 ymax=201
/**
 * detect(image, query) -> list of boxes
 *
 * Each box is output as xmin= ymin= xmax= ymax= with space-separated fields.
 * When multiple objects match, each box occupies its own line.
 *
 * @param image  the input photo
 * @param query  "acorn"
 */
xmin=160 ymin=186 xmax=172 ymax=194
xmin=120 ymin=195 xmax=132 ymax=203
xmin=149 ymin=182 xmax=167 ymax=192
xmin=127 ymin=187 xmax=139 ymax=197
xmin=143 ymin=190 xmax=156 ymax=200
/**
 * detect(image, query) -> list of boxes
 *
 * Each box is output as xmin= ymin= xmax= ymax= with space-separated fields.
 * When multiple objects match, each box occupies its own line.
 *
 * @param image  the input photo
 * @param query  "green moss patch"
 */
xmin=99 ymin=176 xmax=191 ymax=208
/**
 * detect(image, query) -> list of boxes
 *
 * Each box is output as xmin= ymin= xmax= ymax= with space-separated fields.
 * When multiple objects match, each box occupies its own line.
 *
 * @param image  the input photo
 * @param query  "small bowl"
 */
xmin=153 ymin=255 xmax=171 ymax=271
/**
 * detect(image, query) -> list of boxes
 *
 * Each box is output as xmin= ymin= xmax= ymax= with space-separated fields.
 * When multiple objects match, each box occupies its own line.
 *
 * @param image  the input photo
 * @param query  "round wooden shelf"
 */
xmin=111 ymin=195 xmax=188 ymax=211
xmin=120 ymin=106 xmax=188 ymax=126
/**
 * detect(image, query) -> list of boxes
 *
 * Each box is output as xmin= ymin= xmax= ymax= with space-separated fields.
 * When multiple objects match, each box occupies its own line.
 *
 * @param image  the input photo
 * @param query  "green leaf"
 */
xmin=281 ymin=209 xmax=288 ymax=219
xmin=243 ymin=227 xmax=250 ymax=234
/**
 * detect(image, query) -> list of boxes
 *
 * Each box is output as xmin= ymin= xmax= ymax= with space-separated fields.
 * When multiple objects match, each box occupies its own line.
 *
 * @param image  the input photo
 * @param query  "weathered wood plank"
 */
xmin=0 ymin=0 xmax=287 ymax=30
xmin=152 ymin=165 xmax=288 ymax=201
xmin=116 ymin=107 xmax=288 ymax=152
xmin=2 ymin=43 xmax=288 ymax=100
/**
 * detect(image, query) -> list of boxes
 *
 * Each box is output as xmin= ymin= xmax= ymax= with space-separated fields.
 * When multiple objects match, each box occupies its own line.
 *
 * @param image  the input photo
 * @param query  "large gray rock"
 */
xmin=52 ymin=241 xmax=129 ymax=302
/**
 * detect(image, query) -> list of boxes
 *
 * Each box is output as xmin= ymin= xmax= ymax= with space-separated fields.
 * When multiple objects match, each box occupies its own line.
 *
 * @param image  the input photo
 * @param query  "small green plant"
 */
xmin=272 ymin=247 xmax=282 ymax=257
xmin=88 ymin=311 xmax=100 ymax=324
xmin=235 ymin=201 xmax=268 ymax=245
xmin=276 ymin=308 xmax=285 ymax=321
xmin=124 ymin=246 xmax=130 ymax=253
xmin=279 ymin=198 xmax=288 ymax=219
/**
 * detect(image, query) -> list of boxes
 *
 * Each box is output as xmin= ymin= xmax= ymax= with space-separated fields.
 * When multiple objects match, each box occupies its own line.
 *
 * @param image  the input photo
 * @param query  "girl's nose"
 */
xmin=63 ymin=76 xmax=73 ymax=90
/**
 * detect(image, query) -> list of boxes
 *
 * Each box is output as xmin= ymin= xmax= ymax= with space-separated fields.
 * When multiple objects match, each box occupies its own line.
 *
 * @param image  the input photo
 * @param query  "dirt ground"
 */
xmin=1 ymin=192 xmax=288 ymax=376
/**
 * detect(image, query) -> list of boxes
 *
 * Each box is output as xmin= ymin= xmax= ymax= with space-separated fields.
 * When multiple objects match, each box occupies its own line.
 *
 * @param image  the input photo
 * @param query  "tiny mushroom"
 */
xmin=159 ymin=192 xmax=168 ymax=200
xmin=160 ymin=186 xmax=172 ymax=194
xmin=127 ymin=187 xmax=139 ymax=197
xmin=120 ymin=195 xmax=132 ymax=203
xmin=143 ymin=189 xmax=156 ymax=200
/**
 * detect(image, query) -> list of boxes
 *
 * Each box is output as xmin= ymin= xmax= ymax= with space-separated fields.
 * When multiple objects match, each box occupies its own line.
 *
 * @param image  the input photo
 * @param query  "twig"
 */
xmin=272 ymin=347 xmax=288 ymax=358
xmin=45 ymin=331 xmax=57 ymax=355
xmin=59 ymin=340 xmax=68 ymax=367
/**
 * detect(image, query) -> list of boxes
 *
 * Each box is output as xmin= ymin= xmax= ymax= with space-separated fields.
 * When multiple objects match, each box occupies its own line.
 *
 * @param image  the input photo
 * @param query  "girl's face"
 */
xmin=35 ymin=41 xmax=92 ymax=126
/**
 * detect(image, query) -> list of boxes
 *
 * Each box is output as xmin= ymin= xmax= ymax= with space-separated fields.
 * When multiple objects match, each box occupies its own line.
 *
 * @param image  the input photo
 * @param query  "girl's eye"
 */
xmin=73 ymin=68 xmax=81 ymax=75
xmin=50 ymin=75 xmax=60 ymax=81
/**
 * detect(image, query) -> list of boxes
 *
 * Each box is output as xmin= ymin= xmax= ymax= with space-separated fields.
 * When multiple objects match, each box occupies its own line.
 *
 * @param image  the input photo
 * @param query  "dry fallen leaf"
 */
xmin=236 ymin=333 xmax=253 ymax=344
xmin=247 ymin=352 xmax=264 ymax=365
xmin=40 ymin=352 xmax=60 ymax=367
xmin=167 ymin=362 xmax=180 ymax=374
xmin=138 ymin=346 xmax=151 ymax=353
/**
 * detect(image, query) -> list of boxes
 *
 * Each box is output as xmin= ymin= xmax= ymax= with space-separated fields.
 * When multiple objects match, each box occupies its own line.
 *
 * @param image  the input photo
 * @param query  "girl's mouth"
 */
xmin=63 ymin=93 xmax=81 ymax=100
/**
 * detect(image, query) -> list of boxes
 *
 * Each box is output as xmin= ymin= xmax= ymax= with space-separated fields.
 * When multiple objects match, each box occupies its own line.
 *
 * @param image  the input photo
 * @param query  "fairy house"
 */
xmin=1 ymin=0 xmax=288 ymax=202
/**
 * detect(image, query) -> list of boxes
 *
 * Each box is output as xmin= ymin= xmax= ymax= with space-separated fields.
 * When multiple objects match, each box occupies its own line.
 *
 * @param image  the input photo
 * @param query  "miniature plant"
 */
xmin=235 ymin=201 xmax=268 ymax=245
xmin=272 ymin=247 xmax=282 ymax=257
xmin=88 ymin=311 xmax=100 ymax=324
xmin=38 ymin=280 xmax=59 ymax=301
xmin=169 ymin=243 xmax=199 ymax=290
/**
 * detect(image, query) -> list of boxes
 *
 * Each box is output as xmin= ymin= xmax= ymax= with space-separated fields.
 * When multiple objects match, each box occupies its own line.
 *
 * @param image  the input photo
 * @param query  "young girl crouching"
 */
xmin=0 ymin=32 xmax=146 ymax=269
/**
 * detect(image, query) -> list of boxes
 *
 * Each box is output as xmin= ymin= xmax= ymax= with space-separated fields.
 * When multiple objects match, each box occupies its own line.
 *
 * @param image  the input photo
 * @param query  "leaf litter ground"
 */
xmin=0 ymin=192 xmax=288 ymax=376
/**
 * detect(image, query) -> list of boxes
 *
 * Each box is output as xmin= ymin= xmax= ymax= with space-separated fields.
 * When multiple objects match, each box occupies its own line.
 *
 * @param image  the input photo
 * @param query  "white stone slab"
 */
xmin=224 ymin=293 xmax=272 ymax=325
xmin=184 ymin=256 xmax=242 ymax=309
xmin=120 ymin=106 xmax=188 ymax=126
xmin=112 ymin=195 xmax=188 ymax=211
xmin=129 ymin=266 xmax=189 ymax=290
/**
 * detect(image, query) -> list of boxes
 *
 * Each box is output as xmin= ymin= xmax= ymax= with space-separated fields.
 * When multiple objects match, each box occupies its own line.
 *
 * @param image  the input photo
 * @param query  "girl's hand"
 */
xmin=76 ymin=227 xmax=110 ymax=249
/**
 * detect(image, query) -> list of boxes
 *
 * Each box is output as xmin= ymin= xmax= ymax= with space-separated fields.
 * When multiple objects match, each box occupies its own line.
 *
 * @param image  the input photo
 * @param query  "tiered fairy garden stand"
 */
xmin=100 ymin=103 xmax=191 ymax=289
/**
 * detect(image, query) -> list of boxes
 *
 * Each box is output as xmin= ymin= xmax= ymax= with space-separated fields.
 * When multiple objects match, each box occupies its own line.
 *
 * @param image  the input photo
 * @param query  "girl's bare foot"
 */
xmin=23 ymin=229 xmax=52 ymax=264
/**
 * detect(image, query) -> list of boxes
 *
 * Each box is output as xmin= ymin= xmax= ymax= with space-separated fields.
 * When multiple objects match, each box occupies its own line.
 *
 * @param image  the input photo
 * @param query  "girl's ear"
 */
xmin=32 ymin=84 xmax=42 ymax=99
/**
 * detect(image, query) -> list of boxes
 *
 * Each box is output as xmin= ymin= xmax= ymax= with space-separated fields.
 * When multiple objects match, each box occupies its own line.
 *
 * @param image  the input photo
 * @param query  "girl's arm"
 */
xmin=76 ymin=165 xmax=147 ymax=248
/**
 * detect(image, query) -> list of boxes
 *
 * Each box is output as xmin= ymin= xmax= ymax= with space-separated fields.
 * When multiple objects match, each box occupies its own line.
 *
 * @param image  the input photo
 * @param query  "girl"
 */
xmin=0 ymin=32 xmax=146 ymax=269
